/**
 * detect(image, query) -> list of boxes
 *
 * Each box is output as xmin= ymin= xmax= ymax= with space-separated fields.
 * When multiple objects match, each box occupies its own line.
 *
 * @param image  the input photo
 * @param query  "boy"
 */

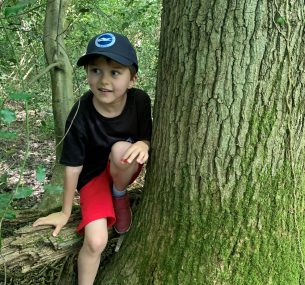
xmin=33 ymin=32 xmax=152 ymax=285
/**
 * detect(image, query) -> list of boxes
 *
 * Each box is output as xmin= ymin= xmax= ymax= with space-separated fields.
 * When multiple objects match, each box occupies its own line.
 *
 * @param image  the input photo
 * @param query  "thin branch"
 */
xmin=28 ymin=62 xmax=62 ymax=85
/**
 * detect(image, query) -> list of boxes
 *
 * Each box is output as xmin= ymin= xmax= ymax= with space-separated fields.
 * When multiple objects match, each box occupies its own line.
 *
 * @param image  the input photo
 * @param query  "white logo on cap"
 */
xmin=95 ymin=33 xmax=116 ymax=48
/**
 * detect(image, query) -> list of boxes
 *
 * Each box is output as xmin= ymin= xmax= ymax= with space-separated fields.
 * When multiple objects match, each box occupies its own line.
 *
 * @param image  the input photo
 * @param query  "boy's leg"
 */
xmin=110 ymin=141 xmax=139 ymax=190
xmin=78 ymin=218 xmax=108 ymax=285
xmin=109 ymin=141 xmax=140 ymax=233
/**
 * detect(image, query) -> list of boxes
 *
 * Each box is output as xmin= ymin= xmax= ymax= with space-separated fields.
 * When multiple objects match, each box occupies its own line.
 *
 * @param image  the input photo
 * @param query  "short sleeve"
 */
xmin=60 ymin=116 xmax=87 ymax=167
xmin=136 ymin=91 xmax=152 ymax=142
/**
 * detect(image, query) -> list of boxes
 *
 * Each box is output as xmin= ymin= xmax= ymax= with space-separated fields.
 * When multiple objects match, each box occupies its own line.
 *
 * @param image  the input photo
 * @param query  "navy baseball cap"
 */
xmin=77 ymin=32 xmax=138 ymax=71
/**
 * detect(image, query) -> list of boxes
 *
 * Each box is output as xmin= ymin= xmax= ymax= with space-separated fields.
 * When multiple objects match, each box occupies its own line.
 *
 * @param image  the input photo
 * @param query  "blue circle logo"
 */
xmin=95 ymin=33 xmax=116 ymax=48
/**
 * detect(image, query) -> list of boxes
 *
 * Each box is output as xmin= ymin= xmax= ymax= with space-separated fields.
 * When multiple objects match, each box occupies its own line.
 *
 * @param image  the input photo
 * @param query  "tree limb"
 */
xmin=28 ymin=62 xmax=63 ymax=85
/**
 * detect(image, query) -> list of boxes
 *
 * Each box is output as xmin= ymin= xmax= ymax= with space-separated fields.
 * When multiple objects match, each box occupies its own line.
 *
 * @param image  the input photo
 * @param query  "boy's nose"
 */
xmin=100 ymin=74 xmax=110 ymax=85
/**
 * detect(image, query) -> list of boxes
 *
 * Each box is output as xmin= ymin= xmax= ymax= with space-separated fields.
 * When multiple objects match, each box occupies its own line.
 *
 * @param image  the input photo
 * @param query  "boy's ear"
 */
xmin=128 ymin=74 xmax=137 ymax=89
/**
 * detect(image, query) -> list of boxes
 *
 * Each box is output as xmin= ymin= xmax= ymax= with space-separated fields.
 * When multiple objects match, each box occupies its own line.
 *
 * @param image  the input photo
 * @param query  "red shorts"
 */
xmin=77 ymin=161 xmax=142 ymax=234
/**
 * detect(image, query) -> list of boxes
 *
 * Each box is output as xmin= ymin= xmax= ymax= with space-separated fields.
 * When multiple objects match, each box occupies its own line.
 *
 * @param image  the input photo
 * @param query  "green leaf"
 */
xmin=121 ymin=22 xmax=130 ymax=30
xmin=276 ymin=16 xmax=286 ymax=25
xmin=0 ymin=193 xmax=12 ymax=211
xmin=0 ymin=108 xmax=16 ymax=124
xmin=3 ymin=0 xmax=36 ymax=17
xmin=0 ymin=174 xmax=8 ymax=187
xmin=36 ymin=165 xmax=46 ymax=182
xmin=8 ymin=91 xmax=31 ymax=101
xmin=4 ymin=209 xmax=16 ymax=220
xmin=0 ymin=130 xmax=17 ymax=140
xmin=4 ymin=4 xmax=28 ymax=16
xmin=44 ymin=184 xmax=63 ymax=194
xmin=14 ymin=186 xmax=33 ymax=199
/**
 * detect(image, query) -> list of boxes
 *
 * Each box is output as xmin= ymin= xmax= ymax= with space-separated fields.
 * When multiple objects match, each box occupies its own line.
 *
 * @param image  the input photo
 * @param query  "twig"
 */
xmin=28 ymin=62 xmax=62 ymax=85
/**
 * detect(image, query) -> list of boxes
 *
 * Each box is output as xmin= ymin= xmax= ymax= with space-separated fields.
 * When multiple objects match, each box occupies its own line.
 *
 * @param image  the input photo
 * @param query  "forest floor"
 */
xmin=0 ymin=104 xmax=56 ymax=209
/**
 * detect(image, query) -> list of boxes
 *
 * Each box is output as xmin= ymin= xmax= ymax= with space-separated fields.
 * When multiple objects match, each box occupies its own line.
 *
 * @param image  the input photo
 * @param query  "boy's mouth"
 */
xmin=98 ymin=88 xmax=112 ymax=92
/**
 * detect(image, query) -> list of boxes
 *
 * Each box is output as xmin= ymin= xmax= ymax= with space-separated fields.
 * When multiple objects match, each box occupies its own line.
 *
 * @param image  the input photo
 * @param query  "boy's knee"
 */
xmin=110 ymin=141 xmax=132 ymax=167
xmin=84 ymin=232 xmax=108 ymax=255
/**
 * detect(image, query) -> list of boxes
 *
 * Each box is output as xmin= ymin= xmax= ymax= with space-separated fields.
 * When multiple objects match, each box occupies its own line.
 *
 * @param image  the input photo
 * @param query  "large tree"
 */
xmin=2 ymin=0 xmax=304 ymax=284
xmin=97 ymin=0 xmax=305 ymax=284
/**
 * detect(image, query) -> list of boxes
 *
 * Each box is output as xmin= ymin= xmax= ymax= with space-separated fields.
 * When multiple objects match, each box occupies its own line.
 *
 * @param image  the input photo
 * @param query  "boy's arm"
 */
xmin=62 ymin=165 xmax=83 ymax=216
xmin=33 ymin=165 xmax=83 ymax=237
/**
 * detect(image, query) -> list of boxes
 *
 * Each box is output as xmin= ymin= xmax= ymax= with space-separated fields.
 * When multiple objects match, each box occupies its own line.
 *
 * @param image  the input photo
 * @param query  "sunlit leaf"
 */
xmin=0 ymin=130 xmax=17 ymax=140
xmin=44 ymin=184 xmax=63 ymax=194
xmin=36 ymin=165 xmax=46 ymax=182
xmin=0 ymin=108 xmax=16 ymax=124
xmin=14 ymin=186 xmax=33 ymax=199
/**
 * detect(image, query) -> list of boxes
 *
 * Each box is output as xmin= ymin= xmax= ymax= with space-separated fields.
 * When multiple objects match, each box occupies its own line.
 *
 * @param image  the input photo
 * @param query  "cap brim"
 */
xmin=77 ymin=52 xmax=136 ymax=70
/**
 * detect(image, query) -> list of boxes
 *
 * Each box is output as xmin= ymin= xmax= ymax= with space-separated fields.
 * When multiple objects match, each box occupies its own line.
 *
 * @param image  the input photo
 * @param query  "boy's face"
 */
xmin=86 ymin=56 xmax=136 ymax=108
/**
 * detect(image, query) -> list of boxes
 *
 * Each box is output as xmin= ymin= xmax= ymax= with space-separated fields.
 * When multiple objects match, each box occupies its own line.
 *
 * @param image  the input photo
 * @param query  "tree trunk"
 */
xmin=43 ymin=0 xmax=74 ymax=154
xmin=39 ymin=0 xmax=74 ymax=208
xmin=97 ymin=1 xmax=305 ymax=284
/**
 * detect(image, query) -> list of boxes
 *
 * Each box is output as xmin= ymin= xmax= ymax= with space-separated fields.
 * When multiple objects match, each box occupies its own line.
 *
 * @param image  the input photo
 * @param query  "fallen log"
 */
xmin=1 ymin=210 xmax=82 ymax=274
xmin=0 ymin=188 xmax=142 ymax=284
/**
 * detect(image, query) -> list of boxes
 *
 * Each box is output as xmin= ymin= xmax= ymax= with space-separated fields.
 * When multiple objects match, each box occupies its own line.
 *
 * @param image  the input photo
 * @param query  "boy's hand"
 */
xmin=33 ymin=211 xmax=70 ymax=237
xmin=121 ymin=141 xmax=149 ymax=165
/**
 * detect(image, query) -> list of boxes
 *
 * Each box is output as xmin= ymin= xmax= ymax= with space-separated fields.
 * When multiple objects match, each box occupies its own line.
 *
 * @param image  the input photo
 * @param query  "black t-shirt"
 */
xmin=60 ymin=88 xmax=152 ymax=190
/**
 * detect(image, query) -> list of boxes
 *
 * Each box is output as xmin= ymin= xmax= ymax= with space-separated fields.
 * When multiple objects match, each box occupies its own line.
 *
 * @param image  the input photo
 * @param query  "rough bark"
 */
xmin=0 ymin=208 xmax=81 ymax=284
xmin=97 ymin=1 xmax=305 ymax=284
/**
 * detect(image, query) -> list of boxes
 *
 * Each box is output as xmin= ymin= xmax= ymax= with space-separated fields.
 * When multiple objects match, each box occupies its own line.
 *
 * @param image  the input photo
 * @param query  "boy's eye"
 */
xmin=111 ymin=70 xmax=120 ymax=76
xmin=89 ymin=68 xmax=101 ymax=74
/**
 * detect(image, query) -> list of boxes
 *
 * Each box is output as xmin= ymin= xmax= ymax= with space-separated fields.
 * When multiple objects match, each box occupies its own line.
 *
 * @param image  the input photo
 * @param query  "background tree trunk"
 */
xmin=39 ymin=0 xmax=74 ymax=208
xmin=98 ymin=1 xmax=305 ymax=284
xmin=43 ymin=0 xmax=74 ymax=152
